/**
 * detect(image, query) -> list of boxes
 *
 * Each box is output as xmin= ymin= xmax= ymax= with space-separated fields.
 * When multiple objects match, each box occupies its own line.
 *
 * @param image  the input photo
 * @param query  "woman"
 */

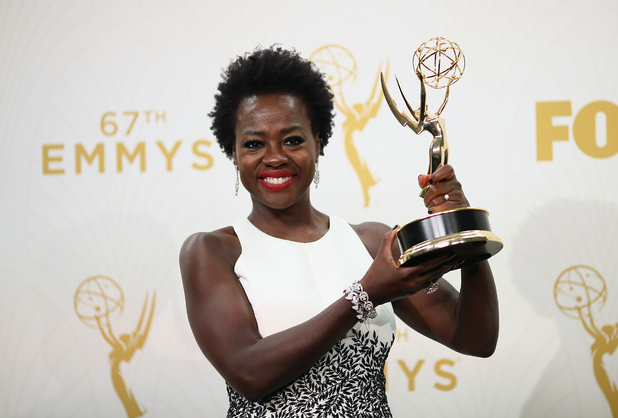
xmin=180 ymin=46 xmax=499 ymax=417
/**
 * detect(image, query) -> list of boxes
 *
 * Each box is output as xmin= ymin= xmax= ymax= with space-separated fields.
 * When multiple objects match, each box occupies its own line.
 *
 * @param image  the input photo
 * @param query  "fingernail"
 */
xmin=427 ymin=209 xmax=432 ymax=214
xmin=392 ymin=224 xmax=399 ymax=230
xmin=428 ymin=178 xmax=434 ymax=185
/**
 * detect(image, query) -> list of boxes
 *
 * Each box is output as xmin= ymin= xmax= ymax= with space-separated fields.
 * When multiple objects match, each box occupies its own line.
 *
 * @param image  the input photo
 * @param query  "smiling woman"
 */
xmin=233 ymin=94 xmax=320 ymax=214
xmin=179 ymin=45 xmax=499 ymax=417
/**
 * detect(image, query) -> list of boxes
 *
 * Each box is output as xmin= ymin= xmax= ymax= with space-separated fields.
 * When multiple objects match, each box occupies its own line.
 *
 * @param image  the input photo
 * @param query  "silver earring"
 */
xmin=234 ymin=164 xmax=239 ymax=196
xmin=313 ymin=160 xmax=320 ymax=189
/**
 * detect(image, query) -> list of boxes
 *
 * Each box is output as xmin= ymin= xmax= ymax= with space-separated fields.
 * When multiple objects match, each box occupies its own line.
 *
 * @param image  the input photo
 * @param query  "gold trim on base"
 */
xmin=398 ymin=229 xmax=503 ymax=267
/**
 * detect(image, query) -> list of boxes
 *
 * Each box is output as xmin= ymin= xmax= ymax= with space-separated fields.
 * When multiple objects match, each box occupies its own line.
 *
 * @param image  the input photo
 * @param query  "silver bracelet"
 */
xmin=343 ymin=281 xmax=377 ymax=322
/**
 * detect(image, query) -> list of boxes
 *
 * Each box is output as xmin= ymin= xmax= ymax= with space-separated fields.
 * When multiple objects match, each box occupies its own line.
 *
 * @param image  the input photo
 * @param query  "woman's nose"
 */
xmin=262 ymin=143 xmax=287 ymax=166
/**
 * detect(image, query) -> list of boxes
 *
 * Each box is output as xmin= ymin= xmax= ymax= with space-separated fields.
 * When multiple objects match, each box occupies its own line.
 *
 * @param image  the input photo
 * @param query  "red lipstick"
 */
xmin=259 ymin=170 xmax=296 ymax=191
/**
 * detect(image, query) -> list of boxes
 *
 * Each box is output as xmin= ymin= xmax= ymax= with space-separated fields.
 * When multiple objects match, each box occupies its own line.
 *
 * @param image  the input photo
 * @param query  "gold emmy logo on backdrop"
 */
xmin=554 ymin=265 xmax=618 ymax=415
xmin=74 ymin=276 xmax=156 ymax=418
xmin=310 ymin=45 xmax=388 ymax=207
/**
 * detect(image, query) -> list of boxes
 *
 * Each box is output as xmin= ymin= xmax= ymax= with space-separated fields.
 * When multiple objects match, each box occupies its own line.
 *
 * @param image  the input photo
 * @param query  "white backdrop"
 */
xmin=1 ymin=0 xmax=617 ymax=417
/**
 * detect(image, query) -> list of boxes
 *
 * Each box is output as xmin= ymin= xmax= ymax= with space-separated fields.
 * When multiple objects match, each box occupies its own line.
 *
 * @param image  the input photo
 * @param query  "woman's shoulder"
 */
xmin=180 ymin=226 xmax=241 ymax=270
xmin=348 ymin=221 xmax=392 ymax=259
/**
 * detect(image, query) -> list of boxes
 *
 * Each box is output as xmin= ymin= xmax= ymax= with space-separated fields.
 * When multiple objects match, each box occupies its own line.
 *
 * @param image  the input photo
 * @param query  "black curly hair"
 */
xmin=209 ymin=45 xmax=335 ymax=159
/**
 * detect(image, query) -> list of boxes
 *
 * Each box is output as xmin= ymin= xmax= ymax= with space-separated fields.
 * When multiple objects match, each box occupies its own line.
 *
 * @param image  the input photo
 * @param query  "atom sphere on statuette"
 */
xmin=413 ymin=37 xmax=465 ymax=89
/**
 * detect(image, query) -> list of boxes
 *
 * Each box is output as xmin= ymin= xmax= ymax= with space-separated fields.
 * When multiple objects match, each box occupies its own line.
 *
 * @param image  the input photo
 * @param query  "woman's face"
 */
xmin=233 ymin=93 xmax=320 ymax=211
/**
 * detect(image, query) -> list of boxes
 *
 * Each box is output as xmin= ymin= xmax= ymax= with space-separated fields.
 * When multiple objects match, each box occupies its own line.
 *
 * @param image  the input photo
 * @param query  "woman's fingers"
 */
xmin=421 ymin=165 xmax=470 ymax=213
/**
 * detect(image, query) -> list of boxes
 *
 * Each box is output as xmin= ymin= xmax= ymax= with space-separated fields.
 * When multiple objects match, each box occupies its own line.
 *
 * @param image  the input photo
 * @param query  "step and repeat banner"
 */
xmin=1 ymin=0 xmax=617 ymax=416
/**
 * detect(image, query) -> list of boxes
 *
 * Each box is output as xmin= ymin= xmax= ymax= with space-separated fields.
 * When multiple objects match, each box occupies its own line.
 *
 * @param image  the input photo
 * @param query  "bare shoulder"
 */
xmin=349 ymin=221 xmax=392 ymax=259
xmin=180 ymin=226 xmax=239 ymax=261
xmin=179 ymin=226 xmax=241 ymax=288
xmin=179 ymin=225 xmax=263 ymax=374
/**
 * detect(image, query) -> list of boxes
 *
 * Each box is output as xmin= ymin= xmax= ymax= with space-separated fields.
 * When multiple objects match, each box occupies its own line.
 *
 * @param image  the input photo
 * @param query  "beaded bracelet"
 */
xmin=343 ymin=281 xmax=377 ymax=322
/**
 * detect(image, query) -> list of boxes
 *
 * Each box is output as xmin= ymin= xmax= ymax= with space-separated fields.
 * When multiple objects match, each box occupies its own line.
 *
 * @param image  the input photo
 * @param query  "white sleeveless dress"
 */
xmin=227 ymin=216 xmax=397 ymax=417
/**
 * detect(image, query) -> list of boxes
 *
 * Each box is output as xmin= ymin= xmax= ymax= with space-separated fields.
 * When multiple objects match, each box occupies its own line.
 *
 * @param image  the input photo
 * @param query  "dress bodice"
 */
xmin=228 ymin=216 xmax=397 ymax=417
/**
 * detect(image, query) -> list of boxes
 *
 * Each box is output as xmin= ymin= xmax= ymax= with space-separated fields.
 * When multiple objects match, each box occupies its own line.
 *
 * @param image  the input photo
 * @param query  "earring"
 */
xmin=313 ymin=160 xmax=320 ymax=189
xmin=234 ymin=163 xmax=239 ymax=196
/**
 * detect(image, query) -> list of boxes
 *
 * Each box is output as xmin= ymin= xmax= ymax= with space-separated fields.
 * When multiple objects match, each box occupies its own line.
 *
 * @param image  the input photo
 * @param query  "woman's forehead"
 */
xmin=236 ymin=94 xmax=310 ymax=130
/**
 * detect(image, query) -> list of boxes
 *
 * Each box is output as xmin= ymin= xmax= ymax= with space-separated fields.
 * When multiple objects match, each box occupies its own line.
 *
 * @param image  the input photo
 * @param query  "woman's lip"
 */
xmin=259 ymin=172 xmax=296 ymax=191
xmin=259 ymin=170 xmax=295 ymax=179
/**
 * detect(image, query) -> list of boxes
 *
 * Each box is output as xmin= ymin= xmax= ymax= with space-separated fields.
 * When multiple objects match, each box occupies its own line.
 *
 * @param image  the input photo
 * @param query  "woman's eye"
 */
xmin=242 ymin=140 xmax=263 ymax=149
xmin=284 ymin=136 xmax=305 ymax=146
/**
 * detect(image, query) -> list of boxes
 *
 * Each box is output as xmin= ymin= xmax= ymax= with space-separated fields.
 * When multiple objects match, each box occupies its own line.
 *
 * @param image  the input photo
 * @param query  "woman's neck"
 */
xmin=248 ymin=203 xmax=329 ymax=243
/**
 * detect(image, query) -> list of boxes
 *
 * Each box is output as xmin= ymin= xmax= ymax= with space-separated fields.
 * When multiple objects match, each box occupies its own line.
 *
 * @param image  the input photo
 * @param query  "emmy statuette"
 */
xmin=381 ymin=37 xmax=503 ymax=270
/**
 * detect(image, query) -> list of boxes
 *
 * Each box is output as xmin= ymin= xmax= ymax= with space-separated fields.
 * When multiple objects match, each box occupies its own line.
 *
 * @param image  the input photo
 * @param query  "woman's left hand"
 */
xmin=418 ymin=164 xmax=470 ymax=214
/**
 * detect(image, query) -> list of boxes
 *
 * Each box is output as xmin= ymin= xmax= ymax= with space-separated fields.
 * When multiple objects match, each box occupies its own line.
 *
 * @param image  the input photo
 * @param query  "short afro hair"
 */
xmin=209 ymin=45 xmax=335 ymax=159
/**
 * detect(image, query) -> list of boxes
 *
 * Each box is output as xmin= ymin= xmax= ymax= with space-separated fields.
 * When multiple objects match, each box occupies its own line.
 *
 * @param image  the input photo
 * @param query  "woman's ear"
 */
xmin=314 ymin=135 xmax=321 ymax=156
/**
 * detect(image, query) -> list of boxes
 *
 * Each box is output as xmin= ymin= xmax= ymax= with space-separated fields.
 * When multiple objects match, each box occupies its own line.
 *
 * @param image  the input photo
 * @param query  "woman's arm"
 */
xmin=180 ymin=229 xmax=357 ymax=401
xmin=361 ymin=164 xmax=499 ymax=357
xmin=180 ymin=226 xmax=453 ymax=401
xmin=392 ymin=260 xmax=499 ymax=357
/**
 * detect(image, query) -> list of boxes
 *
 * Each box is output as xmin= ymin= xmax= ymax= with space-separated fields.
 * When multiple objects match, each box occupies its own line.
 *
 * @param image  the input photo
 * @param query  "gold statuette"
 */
xmin=381 ymin=37 xmax=502 ymax=269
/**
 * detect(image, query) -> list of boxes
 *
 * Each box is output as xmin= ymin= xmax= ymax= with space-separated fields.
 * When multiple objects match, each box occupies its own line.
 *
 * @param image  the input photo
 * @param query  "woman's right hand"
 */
xmin=359 ymin=228 xmax=456 ymax=306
